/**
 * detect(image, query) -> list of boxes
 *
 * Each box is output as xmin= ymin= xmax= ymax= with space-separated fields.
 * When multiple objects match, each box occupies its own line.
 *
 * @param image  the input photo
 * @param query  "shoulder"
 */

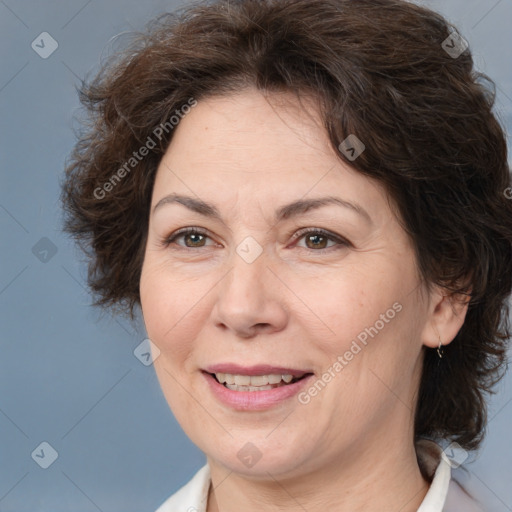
xmin=154 ymin=464 xmax=211 ymax=512
xmin=444 ymin=478 xmax=485 ymax=512
xmin=415 ymin=439 xmax=485 ymax=512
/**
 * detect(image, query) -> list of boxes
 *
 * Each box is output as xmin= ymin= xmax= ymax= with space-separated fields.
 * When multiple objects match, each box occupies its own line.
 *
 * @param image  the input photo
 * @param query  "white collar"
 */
xmin=416 ymin=439 xmax=452 ymax=511
xmin=155 ymin=440 xmax=478 ymax=512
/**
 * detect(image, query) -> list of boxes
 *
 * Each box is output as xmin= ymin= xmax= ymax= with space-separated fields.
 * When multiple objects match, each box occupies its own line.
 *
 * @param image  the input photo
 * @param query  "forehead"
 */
xmin=151 ymin=88 xmax=388 ymax=222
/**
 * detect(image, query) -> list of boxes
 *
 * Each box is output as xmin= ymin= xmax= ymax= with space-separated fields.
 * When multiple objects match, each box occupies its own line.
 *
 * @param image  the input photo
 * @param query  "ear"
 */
xmin=421 ymin=286 xmax=471 ymax=349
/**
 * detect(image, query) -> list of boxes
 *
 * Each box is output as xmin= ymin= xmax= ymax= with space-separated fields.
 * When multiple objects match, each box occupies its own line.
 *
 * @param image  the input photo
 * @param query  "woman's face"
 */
xmin=140 ymin=88 xmax=435 ymax=478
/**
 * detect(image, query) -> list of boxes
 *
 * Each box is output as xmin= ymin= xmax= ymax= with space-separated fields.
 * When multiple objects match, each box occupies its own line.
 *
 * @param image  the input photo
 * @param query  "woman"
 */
xmin=61 ymin=0 xmax=512 ymax=510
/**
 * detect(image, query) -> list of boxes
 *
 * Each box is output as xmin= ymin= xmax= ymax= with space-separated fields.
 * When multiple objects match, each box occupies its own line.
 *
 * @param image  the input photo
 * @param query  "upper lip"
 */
xmin=204 ymin=363 xmax=313 ymax=378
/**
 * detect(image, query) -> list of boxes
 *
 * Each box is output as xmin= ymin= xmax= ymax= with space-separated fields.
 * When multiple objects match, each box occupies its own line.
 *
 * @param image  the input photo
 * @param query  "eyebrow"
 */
xmin=153 ymin=193 xmax=372 ymax=224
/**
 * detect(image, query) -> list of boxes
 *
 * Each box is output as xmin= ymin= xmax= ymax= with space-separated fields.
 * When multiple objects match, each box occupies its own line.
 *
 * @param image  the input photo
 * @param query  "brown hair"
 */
xmin=61 ymin=0 xmax=512 ymax=450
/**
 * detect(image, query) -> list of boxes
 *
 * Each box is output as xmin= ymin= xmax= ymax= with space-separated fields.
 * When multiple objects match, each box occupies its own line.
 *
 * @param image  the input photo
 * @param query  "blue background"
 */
xmin=1 ymin=0 xmax=511 ymax=510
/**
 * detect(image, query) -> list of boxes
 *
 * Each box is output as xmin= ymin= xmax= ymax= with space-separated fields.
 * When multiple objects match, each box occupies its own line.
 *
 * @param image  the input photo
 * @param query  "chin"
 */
xmin=205 ymin=438 xmax=315 ymax=479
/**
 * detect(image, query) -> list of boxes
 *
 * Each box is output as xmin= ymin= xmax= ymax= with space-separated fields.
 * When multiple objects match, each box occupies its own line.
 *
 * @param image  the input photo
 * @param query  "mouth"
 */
xmin=205 ymin=371 xmax=312 ymax=391
xmin=201 ymin=364 xmax=315 ymax=410
xmin=202 ymin=368 xmax=314 ymax=410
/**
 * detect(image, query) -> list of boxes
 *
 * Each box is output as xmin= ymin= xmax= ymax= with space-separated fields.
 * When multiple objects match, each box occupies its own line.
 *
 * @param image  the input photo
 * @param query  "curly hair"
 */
xmin=61 ymin=0 xmax=512 ymax=451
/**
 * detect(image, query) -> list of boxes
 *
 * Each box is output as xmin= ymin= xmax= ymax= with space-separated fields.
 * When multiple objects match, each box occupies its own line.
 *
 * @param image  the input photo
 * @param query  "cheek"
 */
xmin=139 ymin=260 xmax=211 ymax=363
xmin=289 ymin=262 xmax=401 ymax=348
xmin=140 ymin=268 xmax=171 ymax=341
xmin=299 ymin=258 xmax=424 ymax=393
xmin=140 ymin=260 xmax=223 ymax=380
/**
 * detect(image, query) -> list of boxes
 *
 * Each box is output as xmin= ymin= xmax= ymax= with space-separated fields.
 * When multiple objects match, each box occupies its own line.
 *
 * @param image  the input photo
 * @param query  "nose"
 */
xmin=212 ymin=251 xmax=289 ymax=339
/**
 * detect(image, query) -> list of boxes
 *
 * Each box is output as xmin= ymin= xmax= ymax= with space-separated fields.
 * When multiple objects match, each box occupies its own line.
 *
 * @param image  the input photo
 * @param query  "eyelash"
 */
xmin=161 ymin=227 xmax=350 ymax=252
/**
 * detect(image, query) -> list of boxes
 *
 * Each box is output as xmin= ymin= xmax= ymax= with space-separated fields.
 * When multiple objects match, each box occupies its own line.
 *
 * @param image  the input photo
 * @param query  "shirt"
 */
xmin=155 ymin=439 xmax=484 ymax=512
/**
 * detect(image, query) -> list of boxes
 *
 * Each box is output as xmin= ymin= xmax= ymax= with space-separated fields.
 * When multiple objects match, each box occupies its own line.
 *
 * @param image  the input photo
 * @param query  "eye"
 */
xmin=161 ymin=227 xmax=350 ymax=252
xmin=161 ymin=227 xmax=215 ymax=249
xmin=291 ymin=228 xmax=350 ymax=251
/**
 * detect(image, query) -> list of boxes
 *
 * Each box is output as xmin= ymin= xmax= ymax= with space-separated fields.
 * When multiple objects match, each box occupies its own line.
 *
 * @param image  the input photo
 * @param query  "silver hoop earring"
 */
xmin=436 ymin=336 xmax=444 ymax=359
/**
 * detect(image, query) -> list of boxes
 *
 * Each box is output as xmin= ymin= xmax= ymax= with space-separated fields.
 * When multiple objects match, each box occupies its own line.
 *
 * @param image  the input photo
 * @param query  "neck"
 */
xmin=206 ymin=434 xmax=429 ymax=512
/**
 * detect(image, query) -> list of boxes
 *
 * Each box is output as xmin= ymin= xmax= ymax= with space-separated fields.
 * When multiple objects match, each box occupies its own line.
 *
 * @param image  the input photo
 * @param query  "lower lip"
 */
xmin=202 ymin=372 xmax=314 ymax=411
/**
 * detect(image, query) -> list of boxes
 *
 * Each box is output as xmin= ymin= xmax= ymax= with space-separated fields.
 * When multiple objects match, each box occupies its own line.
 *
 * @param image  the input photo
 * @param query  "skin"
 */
xmin=139 ymin=88 xmax=468 ymax=512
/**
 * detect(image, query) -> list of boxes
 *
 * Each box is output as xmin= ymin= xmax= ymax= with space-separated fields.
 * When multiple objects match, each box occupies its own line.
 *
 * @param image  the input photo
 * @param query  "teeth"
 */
xmin=234 ymin=375 xmax=251 ymax=386
xmin=214 ymin=373 xmax=297 ymax=387
xmin=225 ymin=384 xmax=276 ymax=391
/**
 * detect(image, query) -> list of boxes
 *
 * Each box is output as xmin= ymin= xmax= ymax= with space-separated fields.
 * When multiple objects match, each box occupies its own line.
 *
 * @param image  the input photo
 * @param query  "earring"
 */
xmin=436 ymin=334 xmax=444 ymax=359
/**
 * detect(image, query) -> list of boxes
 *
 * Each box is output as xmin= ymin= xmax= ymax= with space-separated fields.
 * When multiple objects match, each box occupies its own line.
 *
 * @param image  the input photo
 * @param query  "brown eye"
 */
xmin=181 ymin=232 xmax=207 ymax=247
xmin=163 ymin=228 xmax=213 ymax=248
xmin=304 ymin=233 xmax=330 ymax=250
xmin=293 ymin=228 xmax=350 ymax=251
